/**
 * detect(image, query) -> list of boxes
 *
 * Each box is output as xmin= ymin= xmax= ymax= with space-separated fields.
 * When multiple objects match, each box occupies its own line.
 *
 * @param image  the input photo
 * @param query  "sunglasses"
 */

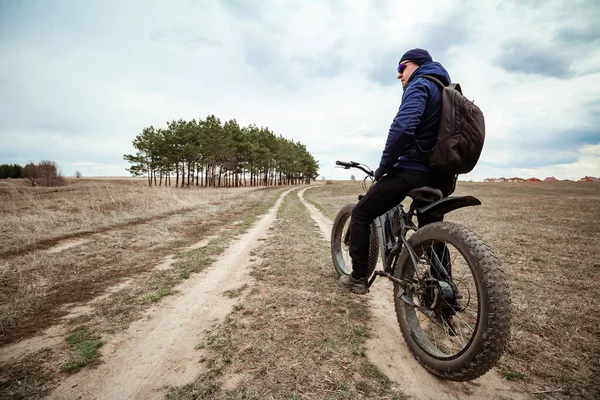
xmin=397 ymin=62 xmax=410 ymax=73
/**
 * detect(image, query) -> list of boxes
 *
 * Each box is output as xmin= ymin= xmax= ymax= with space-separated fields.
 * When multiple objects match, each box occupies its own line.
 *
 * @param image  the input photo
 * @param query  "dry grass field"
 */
xmin=0 ymin=178 xmax=598 ymax=399
xmin=0 ymin=178 xmax=283 ymax=346
xmin=304 ymin=180 xmax=600 ymax=399
xmin=0 ymin=178 xmax=254 ymax=257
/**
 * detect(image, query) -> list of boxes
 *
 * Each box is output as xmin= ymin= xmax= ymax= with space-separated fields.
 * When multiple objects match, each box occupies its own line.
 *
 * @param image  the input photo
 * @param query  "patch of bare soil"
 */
xmin=0 ymin=182 xmax=265 ymax=258
xmin=297 ymin=187 xmax=530 ymax=400
xmin=2 ymin=204 xmax=209 ymax=258
xmin=46 ymin=189 xmax=293 ymax=400
xmin=46 ymin=238 xmax=91 ymax=253
xmin=0 ymin=189 xmax=278 ymax=346
xmin=0 ymin=324 xmax=68 ymax=367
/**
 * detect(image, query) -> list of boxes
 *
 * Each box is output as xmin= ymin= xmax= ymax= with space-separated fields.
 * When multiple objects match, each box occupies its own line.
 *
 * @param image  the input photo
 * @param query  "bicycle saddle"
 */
xmin=407 ymin=186 xmax=443 ymax=203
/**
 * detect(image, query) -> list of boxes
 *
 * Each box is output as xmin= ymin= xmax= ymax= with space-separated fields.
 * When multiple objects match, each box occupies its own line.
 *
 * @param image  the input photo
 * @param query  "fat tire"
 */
xmin=394 ymin=221 xmax=511 ymax=381
xmin=331 ymin=203 xmax=379 ymax=278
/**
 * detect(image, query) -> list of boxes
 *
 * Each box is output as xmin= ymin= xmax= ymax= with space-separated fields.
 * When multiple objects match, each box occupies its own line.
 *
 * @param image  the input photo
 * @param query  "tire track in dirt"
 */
xmin=3 ymin=187 xmax=280 ymax=258
xmin=297 ymin=187 xmax=530 ymax=400
xmin=47 ymin=189 xmax=295 ymax=400
xmin=1 ymin=206 xmax=200 ymax=258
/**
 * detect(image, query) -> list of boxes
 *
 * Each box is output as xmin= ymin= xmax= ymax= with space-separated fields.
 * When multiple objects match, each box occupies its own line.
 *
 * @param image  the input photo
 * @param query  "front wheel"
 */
xmin=331 ymin=203 xmax=379 ymax=278
xmin=394 ymin=221 xmax=510 ymax=381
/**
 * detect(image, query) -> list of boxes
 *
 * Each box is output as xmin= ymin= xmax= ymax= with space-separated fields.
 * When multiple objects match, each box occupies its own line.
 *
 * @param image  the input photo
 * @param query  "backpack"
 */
xmin=418 ymin=75 xmax=485 ymax=174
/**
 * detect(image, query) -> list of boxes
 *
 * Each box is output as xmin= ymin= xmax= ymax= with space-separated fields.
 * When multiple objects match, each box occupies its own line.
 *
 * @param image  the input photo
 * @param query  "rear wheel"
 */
xmin=393 ymin=221 xmax=510 ymax=381
xmin=331 ymin=203 xmax=379 ymax=278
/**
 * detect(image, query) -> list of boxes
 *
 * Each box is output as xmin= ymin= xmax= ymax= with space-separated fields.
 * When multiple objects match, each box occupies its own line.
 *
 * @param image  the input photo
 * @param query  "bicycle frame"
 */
xmin=370 ymin=202 xmax=421 ymax=287
xmin=334 ymin=160 xmax=449 ymax=289
xmin=373 ymin=208 xmax=396 ymax=271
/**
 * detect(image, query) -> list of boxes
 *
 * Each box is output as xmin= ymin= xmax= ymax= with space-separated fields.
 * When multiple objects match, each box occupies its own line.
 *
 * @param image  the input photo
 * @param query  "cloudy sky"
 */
xmin=1 ymin=0 xmax=599 ymax=181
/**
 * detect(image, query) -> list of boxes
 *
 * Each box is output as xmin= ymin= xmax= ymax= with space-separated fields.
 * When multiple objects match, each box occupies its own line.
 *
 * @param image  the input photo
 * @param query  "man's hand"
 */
xmin=374 ymin=167 xmax=386 ymax=182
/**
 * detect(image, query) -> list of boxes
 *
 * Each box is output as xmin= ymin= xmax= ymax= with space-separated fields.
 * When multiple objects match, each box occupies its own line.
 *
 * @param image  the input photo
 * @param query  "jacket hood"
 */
xmin=407 ymin=61 xmax=451 ymax=87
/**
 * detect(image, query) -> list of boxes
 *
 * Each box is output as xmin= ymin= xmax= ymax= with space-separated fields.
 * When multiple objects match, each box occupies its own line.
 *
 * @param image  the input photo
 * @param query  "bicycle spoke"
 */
xmin=451 ymin=247 xmax=460 ymax=271
xmin=440 ymin=316 xmax=462 ymax=347
xmin=431 ymin=315 xmax=440 ymax=350
xmin=453 ymin=310 xmax=475 ymax=334
xmin=400 ymin=239 xmax=483 ymax=358
xmin=417 ymin=309 xmax=442 ymax=329
xmin=443 ymin=245 xmax=450 ymax=271
xmin=454 ymin=270 xmax=469 ymax=286
xmin=430 ymin=247 xmax=450 ymax=280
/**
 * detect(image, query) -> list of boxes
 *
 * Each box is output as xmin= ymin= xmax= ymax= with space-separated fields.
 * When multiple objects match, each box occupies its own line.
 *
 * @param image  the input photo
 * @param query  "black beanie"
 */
xmin=399 ymin=48 xmax=432 ymax=66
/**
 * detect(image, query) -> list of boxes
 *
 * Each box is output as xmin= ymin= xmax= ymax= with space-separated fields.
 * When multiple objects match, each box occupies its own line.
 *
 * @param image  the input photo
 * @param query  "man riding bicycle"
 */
xmin=340 ymin=48 xmax=456 ymax=294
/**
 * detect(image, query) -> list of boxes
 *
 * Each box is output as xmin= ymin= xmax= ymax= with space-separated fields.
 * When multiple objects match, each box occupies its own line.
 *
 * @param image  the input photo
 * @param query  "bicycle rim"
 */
xmin=400 ymin=239 xmax=481 ymax=359
xmin=332 ymin=212 xmax=353 ymax=276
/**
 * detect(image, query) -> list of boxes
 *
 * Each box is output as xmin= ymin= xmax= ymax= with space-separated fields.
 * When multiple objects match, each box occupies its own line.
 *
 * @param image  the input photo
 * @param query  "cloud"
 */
xmin=1 ymin=0 xmax=599 ymax=182
xmin=365 ymin=9 xmax=472 ymax=86
xmin=71 ymin=162 xmax=103 ymax=167
xmin=476 ymin=144 xmax=600 ymax=181
xmin=293 ymin=51 xmax=345 ymax=79
xmin=149 ymin=28 xmax=222 ymax=47
xmin=493 ymin=0 xmax=600 ymax=78
xmin=497 ymin=41 xmax=569 ymax=78
xmin=245 ymin=42 xmax=274 ymax=69
xmin=481 ymin=97 xmax=600 ymax=169
xmin=220 ymin=0 xmax=263 ymax=20
xmin=556 ymin=24 xmax=600 ymax=45
xmin=496 ymin=35 xmax=600 ymax=79
xmin=418 ymin=16 xmax=472 ymax=64
xmin=366 ymin=49 xmax=403 ymax=87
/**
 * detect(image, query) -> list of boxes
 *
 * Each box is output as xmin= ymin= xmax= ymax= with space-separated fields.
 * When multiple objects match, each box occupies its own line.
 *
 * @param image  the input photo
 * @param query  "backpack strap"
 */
xmin=421 ymin=75 xmax=446 ymax=88
xmin=422 ymin=75 xmax=463 ymax=94
xmin=411 ymin=75 xmax=447 ymax=157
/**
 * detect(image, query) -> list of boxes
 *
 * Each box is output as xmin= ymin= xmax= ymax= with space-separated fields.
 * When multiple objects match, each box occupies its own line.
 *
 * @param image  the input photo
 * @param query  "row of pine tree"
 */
xmin=123 ymin=115 xmax=319 ymax=187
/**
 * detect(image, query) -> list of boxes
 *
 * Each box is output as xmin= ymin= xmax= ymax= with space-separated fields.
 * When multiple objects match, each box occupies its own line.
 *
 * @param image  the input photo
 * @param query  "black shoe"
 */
xmin=339 ymin=274 xmax=369 ymax=294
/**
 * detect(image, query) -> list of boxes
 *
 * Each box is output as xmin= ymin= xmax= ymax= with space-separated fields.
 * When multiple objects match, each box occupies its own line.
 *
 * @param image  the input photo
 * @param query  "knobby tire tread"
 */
xmin=331 ymin=204 xmax=379 ymax=278
xmin=395 ymin=221 xmax=511 ymax=381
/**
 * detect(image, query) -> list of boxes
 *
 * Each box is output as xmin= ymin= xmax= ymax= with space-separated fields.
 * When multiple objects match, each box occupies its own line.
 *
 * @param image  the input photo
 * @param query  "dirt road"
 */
xmin=35 ymin=186 xmax=528 ymax=399
xmin=297 ymin=187 xmax=529 ymax=400
xmin=47 ymin=189 xmax=294 ymax=400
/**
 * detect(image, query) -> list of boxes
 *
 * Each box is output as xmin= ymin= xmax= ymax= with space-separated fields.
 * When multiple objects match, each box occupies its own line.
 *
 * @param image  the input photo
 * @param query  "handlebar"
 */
xmin=335 ymin=160 xmax=374 ymax=177
xmin=335 ymin=160 xmax=358 ymax=168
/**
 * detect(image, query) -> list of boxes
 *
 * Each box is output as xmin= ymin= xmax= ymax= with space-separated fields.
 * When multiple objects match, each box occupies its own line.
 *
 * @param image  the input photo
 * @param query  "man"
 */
xmin=339 ymin=48 xmax=456 ymax=294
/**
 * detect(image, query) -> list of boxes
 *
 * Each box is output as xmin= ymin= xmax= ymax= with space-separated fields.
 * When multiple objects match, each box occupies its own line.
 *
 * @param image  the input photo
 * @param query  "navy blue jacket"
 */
xmin=378 ymin=61 xmax=451 ymax=172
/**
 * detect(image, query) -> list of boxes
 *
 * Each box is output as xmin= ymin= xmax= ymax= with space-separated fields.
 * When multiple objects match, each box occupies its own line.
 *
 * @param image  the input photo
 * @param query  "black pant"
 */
xmin=349 ymin=168 xmax=453 ymax=279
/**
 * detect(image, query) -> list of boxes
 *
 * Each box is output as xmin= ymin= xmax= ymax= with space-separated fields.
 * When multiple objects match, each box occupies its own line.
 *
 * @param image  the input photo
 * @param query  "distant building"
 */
xmin=543 ymin=176 xmax=558 ymax=182
xmin=525 ymin=177 xmax=542 ymax=182
xmin=496 ymin=177 xmax=507 ymax=183
xmin=507 ymin=177 xmax=524 ymax=182
xmin=579 ymin=176 xmax=598 ymax=182
xmin=483 ymin=178 xmax=495 ymax=182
